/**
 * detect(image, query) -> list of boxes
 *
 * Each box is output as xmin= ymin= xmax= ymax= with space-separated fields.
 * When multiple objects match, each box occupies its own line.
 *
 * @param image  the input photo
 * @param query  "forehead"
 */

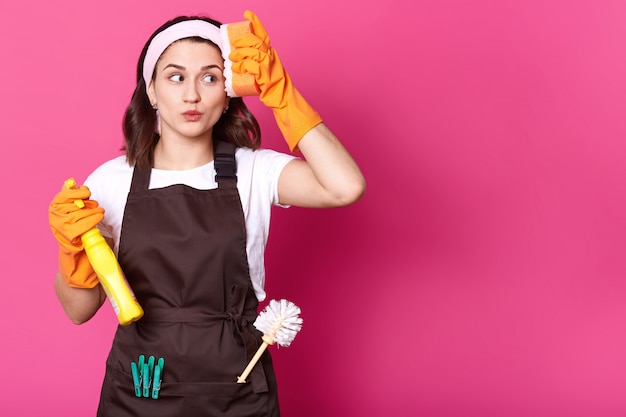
xmin=157 ymin=39 xmax=223 ymax=67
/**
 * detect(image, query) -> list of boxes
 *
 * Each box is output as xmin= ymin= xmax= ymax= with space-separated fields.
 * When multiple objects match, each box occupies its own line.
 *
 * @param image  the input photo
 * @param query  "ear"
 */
xmin=148 ymin=81 xmax=157 ymax=107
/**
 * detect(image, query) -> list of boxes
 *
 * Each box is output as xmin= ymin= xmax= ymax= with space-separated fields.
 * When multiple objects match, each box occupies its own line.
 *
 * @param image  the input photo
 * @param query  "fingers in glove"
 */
xmin=51 ymin=200 xmax=99 ymax=216
xmin=52 ymin=207 xmax=104 ymax=246
xmin=231 ymin=59 xmax=264 ymax=78
xmin=66 ymin=210 xmax=105 ymax=239
xmin=230 ymin=32 xmax=269 ymax=52
xmin=51 ymin=185 xmax=92 ymax=206
xmin=80 ymin=200 xmax=101 ymax=211
xmin=244 ymin=10 xmax=271 ymax=47
xmin=229 ymin=47 xmax=272 ymax=66
xmin=231 ymin=59 xmax=287 ymax=102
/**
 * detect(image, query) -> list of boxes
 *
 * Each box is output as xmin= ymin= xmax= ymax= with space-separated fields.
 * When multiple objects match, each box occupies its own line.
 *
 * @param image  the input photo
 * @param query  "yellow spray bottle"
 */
xmin=63 ymin=178 xmax=144 ymax=325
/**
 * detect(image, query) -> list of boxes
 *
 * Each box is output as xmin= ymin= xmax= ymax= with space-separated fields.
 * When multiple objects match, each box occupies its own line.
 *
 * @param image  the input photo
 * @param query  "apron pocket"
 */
xmin=178 ymin=381 xmax=274 ymax=417
xmin=100 ymin=366 xmax=274 ymax=417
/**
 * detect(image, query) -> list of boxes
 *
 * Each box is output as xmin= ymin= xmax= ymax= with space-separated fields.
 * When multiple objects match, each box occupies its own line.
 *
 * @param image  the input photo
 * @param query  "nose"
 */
xmin=183 ymin=81 xmax=201 ymax=103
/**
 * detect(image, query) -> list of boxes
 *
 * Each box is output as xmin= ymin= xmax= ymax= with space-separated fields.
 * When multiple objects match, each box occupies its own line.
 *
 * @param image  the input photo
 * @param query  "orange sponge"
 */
xmin=222 ymin=21 xmax=260 ymax=97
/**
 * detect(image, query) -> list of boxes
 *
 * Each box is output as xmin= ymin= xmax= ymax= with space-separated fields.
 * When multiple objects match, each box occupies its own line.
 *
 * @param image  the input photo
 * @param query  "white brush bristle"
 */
xmin=254 ymin=299 xmax=303 ymax=347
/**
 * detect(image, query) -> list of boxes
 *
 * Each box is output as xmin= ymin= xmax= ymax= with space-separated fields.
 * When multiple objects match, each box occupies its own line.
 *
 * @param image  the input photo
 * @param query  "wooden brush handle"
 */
xmin=237 ymin=335 xmax=274 ymax=383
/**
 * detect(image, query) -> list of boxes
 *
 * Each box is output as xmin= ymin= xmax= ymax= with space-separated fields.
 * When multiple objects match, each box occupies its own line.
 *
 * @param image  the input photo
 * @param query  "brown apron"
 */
xmin=97 ymin=141 xmax=279 ymax=416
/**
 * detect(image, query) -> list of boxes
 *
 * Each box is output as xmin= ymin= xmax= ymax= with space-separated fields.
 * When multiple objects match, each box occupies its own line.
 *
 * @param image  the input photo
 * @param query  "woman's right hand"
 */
xmin=49 ymin=184 xmax=104 ymax=288
xmin=49 ymin=185 xmax=104 ymax=252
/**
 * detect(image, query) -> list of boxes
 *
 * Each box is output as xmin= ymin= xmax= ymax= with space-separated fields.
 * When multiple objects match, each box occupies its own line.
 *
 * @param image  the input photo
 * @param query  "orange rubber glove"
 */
xmin=229 ymin=10 xmax=323 ymax=151
xmin=49 ymin=183 xmax=104 ymax=288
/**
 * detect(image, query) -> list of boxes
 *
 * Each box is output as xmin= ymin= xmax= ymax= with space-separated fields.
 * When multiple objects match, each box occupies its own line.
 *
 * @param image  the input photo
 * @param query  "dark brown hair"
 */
xmin=122 ymin=16 xmax=261 ymax=170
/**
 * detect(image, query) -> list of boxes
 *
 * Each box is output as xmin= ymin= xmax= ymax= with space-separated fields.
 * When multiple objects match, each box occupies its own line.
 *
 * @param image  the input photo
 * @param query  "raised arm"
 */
xmin=278 ymin=123 xmax=365 ymax=207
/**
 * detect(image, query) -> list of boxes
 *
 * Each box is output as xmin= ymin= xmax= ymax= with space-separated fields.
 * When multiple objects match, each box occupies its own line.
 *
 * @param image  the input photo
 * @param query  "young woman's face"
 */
xmin=148 ymin=39 xmax=229 ymax=141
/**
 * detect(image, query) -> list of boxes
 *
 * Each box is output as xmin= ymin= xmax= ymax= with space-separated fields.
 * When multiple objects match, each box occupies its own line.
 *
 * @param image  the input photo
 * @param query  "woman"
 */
xmin=49 ymin=10 xmax=365 ymax=416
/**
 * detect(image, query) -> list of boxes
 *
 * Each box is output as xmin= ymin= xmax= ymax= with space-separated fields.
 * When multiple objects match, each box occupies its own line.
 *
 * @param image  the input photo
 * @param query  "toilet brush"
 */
xmin=237 ymin=299 xmax=303 ymax=383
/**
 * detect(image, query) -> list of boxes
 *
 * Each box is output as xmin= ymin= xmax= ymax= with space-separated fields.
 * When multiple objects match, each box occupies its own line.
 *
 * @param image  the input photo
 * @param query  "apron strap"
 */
xmin=129 ymin=140 xmax=237 ymax=192
xmin=214 ymin=140 xmax=237 ymax=188
xmin=129 ymin=164 xmax=151 ymax=192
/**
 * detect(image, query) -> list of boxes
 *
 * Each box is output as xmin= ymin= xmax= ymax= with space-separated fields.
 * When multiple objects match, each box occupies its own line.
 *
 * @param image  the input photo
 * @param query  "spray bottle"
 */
xmin=64 ymin=178 xmax=144 ymax=325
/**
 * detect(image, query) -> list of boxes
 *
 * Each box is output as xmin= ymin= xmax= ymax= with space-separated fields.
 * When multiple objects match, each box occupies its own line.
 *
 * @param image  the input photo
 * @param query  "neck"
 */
xmin=153 ymin=134 xmax=214 ymax=170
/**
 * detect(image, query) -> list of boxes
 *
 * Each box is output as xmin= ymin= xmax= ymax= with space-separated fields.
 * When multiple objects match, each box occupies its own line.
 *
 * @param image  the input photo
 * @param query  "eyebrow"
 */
xmin=162 ymin=64 xmax=223 ymax=72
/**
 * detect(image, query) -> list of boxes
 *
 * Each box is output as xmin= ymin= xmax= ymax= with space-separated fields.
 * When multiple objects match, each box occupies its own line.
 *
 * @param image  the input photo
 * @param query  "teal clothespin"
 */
xmin=131 ymin=361 xmax=142 ymax=397
xmin=147 ymin=356 xmax=155 ymax=380
xmin=132 ymin=354 xmax=164 ymax=400
xmin=142 ymin=362 xmax=150 ymax=397
xmin=152 ymin=358 xmax=165 ymax=399
xmin=138 ymin=355 xmax=145 ymax=378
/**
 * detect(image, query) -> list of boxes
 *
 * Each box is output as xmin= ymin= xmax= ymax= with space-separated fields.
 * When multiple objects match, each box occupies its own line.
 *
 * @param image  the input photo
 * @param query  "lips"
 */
xmin=183 ymin=110 xmax=202 ymax=122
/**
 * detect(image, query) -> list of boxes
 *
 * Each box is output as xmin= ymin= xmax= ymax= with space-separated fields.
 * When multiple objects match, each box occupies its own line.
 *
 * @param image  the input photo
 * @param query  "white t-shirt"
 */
xmin=84 ymin=147 xmax=296 ymax=302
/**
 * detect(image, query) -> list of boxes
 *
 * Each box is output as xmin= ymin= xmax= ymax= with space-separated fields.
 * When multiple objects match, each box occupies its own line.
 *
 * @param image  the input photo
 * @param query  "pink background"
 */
xmin=1 ymin=0 xmax=625 ymax=415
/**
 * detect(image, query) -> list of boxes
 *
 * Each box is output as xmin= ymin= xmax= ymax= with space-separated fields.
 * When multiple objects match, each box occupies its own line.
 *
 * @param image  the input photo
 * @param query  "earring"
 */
xmin=151 ymin=102 xmax=157 ymax=110
xmin=223 ymin=105 xmax=229 ymax=114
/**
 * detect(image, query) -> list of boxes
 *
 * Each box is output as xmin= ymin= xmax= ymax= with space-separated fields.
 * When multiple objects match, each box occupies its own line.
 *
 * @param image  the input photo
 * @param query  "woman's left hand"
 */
xmin=229 ymin=10 xmax=322 ymax=151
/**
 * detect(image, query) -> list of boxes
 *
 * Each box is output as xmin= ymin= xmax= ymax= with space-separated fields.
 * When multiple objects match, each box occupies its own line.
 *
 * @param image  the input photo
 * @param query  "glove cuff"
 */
xmin=275 ymin=107 xmax=323 ymax=152
xmin=59 ymin=246 xmax=99 ymax=289
xmin=271 ymin=80 xmax=323 ymax=151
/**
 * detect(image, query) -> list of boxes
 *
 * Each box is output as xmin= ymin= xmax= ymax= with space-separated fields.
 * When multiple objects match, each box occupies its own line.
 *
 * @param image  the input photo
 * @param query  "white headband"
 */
xmin=143 ymin=20 xmax=237 ymax=97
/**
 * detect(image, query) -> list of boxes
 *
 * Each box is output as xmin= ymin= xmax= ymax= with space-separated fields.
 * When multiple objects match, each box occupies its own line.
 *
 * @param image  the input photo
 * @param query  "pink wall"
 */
xmin=1 ymin=0 xmax=625 ymax=415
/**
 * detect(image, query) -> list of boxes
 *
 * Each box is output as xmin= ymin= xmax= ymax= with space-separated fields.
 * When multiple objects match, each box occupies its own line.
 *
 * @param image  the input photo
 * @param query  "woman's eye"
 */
xmin=169 ymin=74 xmax=183 ymax=82
xmin=202 ymin=74 xmax=217 ymax=83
